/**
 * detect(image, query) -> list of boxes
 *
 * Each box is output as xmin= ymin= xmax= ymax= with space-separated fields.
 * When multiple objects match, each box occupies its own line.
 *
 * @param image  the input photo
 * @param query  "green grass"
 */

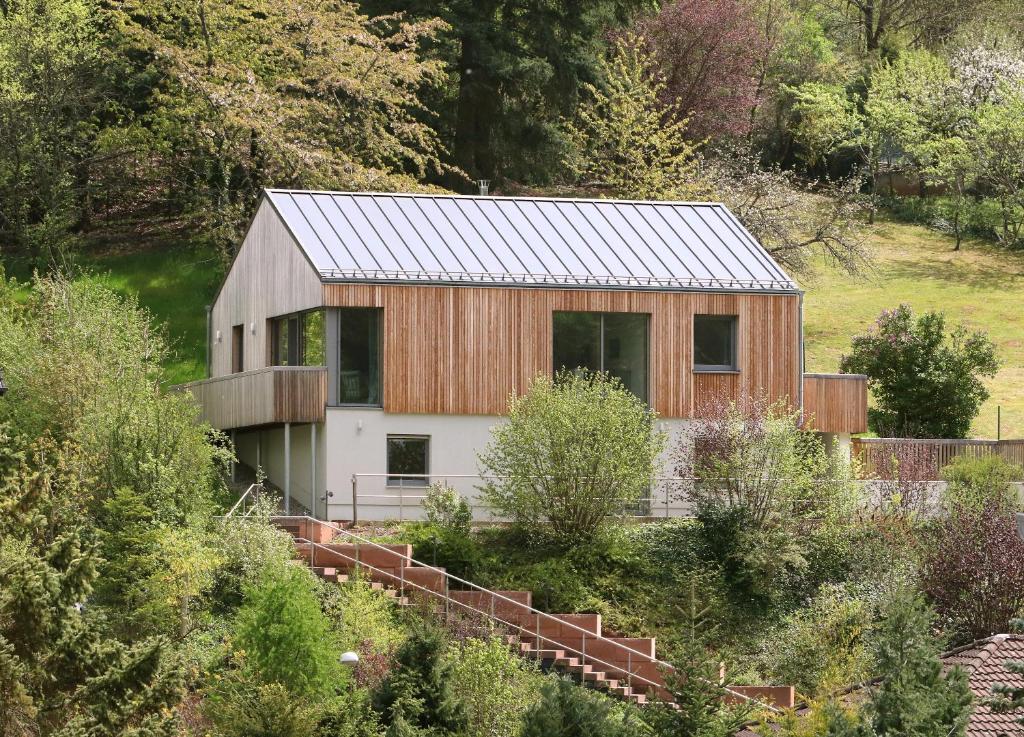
xmin=802 ymin=218 xmax=1024 ymax=439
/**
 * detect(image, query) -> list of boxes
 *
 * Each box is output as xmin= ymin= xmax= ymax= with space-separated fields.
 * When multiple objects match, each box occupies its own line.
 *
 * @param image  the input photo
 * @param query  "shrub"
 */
xmin=520 ymin=677 xmax=651 ymax=737
xmin=870 ymin=441 xmax=937 ymax=520
xmin=941 ymin=454 xmax=1022 ymax=512
xmin=211 ymin=500 xmax=297 ymax=611
xmin=445 ymin=636 xmax=548 ymax=737
xmin=921 ymin=501 xmax=1024 ymax=640
xmin=479 ymin=371 xmax=665 ymax=546
xmin=423 ymin=482 xmax=472 ymax=534
xmin=234 ymin=563 xmax=342 ymax=699
xmin=839 ymin=305 xmax=999 ymax=438
xmin=204 ymin=675 xmax=321 ymax=737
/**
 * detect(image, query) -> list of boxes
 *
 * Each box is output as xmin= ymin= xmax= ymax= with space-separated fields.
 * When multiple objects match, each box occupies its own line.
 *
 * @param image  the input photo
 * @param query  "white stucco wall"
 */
xmin=234 ymin=423 xmax=327 ymax=517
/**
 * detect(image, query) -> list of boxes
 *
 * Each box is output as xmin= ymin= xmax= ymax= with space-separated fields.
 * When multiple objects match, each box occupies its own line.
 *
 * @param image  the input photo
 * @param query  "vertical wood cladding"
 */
xmin=323 ymin=284 xmax=801 ymax=419
xmin=802 ymin=374 xmax=868 ymax=434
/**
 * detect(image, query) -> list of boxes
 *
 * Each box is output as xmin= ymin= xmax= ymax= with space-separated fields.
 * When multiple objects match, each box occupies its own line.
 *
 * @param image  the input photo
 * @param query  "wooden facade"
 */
xmin=802 ymin=373 xmax=868 ymax=434
xmin=323 ymin=283 xmax=801 ymax=419
xmin=181 ymin=366 xmax=326 ymax=429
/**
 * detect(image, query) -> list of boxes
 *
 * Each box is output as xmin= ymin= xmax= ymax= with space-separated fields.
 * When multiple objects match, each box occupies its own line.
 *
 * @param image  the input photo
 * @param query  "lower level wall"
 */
xmin=234 ymin=423 xmax=326 ymax=517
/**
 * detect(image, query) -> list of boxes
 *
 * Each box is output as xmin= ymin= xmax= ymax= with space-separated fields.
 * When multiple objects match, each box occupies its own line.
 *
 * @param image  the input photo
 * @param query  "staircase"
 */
xmin=263 ymin=514 xmax=794 ymax=711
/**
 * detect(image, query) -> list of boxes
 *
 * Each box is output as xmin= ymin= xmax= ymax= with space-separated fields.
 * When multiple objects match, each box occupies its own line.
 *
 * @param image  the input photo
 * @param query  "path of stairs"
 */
xmin=271 ymin=516 xmax=794 ymax=710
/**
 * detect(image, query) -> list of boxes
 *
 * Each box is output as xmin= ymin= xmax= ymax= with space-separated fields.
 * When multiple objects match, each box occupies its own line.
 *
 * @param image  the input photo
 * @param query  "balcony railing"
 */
xmin=802 ymin=373 xmax=868 ymax=434
xmin=178 ymin=366 xmax=327 ymax=430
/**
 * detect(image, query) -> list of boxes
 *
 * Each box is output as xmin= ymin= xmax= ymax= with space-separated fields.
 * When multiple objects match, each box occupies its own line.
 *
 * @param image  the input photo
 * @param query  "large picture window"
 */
xmin=270 ymin=310 xmax=325 ymax=366
xmin=338 ymin=308 xmax=381 ymax=405
xmin=693 ymin=314 xmax=738 ymax=371
xmin=387 ymin=436 xmax=428 ymax=487
xmin=553 ymin=311 xmax=649 ymax=401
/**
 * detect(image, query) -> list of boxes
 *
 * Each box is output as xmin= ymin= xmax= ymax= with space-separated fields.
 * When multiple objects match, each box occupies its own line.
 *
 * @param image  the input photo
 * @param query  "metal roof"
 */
xmin=264 ymin=189 xmax=797 ymax=292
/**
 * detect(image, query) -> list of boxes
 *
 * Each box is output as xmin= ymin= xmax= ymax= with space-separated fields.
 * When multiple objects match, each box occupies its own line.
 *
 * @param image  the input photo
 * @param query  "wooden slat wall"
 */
xmin=181 ymin=367 xmax=326 ymax=429
xmin=853 ymin=437 xmax=1024 ymax=479
xmin=323 ymin=284 xmax=801 ymax=418
xmin=802 ymin=374 xmax=868 ymax=433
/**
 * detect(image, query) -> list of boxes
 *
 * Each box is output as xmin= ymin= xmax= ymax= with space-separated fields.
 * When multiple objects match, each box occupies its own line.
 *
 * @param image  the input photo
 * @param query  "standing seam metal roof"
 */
xmin=264 ymin=189 xmax=798 ymax=292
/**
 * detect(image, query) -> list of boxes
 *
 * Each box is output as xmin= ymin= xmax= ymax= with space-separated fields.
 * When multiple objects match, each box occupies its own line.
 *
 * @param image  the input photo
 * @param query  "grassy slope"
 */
xmin=802 ymin=218 xmax=1024 ymax=438
xmin=6 ymin=216 xmax=1019 ymax=435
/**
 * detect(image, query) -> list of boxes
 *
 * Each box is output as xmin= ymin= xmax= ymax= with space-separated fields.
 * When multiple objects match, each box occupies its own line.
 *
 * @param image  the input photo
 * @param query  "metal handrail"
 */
xmin=279 ymin=513 xmax=779 ymax=712
xmin=226 ymin=483 xmax=262 ymax=518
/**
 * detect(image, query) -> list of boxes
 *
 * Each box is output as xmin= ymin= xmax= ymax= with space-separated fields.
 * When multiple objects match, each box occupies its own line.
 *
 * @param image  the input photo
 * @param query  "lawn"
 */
xmin=801 ymin=218 xmax=1024 ymax=438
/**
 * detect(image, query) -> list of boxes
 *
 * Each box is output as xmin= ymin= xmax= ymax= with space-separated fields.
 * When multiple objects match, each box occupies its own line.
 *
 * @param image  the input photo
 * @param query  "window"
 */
xmin=387 ymin=436 xmax=428 ymax=487
xmin=231 ymin=324 xmax=244 ymax=373
xmin=693 ymin=315 xmax=738 ymax=371
xmin=338 ymin=308 xmax=382 ymax=405
xmin=269 ymin=310 xmax=325 ymax=366
xmin=553 ymin=311 xmax=649 ymax=401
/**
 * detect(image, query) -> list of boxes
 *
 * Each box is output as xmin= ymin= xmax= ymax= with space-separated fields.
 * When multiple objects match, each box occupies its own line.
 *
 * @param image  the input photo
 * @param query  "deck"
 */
xmin=178 ymin=366 xmax=326 ymax=429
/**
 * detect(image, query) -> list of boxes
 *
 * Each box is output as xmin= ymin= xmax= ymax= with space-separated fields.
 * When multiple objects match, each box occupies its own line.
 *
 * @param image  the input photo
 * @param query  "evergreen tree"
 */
xmin=520 ymin=677 xmax=650 ymax=737
xmin=862 ymin=592 xmax=973 ymax=737
xmin=372 ymin=624 xmax=468 ymax=736
xmin=0 ymin=428 xmax=183 ymax=736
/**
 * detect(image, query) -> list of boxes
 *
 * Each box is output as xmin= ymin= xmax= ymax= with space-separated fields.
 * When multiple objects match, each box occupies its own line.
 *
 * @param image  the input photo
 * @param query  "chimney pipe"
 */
xmin=477 ymin=179 xmax=490 ymax=196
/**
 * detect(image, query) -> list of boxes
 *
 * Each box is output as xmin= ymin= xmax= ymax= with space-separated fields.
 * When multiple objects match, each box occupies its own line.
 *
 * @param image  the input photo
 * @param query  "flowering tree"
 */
xmin=632 ymin=0 xmax=768 ymax=141
xmin=840 ymin=305 xmax=999 ymax=438
xmin=921 ymin=502 xmax=1024 ymax=640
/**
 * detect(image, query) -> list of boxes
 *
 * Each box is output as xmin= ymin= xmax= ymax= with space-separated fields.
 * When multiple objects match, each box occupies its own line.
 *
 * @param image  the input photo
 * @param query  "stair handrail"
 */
xmin=226 ymin=483 xmax=261 ymax=518
xmin=281 ymin=514 xmax=781 ymax=713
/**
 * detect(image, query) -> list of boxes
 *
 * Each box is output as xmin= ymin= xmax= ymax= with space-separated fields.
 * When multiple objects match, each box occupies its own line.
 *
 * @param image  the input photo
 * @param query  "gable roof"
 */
xmin=263 ymin=190 xmax=798 ymax=293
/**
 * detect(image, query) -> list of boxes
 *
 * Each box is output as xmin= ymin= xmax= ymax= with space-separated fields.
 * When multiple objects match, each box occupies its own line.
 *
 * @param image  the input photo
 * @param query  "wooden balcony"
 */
xmin=802 ymin=373 xmax=868 ymax=434
xmin=179 ymin=366 xmax=327 ymax=430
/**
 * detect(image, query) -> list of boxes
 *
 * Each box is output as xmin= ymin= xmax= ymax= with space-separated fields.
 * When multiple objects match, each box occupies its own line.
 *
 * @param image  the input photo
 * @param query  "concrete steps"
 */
xmin=273 ymin=518 xmax=792 ymax=710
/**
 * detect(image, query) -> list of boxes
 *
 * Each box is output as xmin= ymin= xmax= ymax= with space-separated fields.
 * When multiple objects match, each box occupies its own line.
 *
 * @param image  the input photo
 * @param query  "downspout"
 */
xmin=798 ymin=291 xmax=805 ymax=424
xmin=205 ymin=305 xmax=212 ymax=378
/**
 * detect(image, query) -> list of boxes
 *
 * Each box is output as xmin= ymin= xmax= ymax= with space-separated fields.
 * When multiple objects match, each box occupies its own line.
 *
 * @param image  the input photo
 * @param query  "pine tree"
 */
xmin=372 ymin=624 xmax=468 ymax=736
xmin=864 ymin=591 xmax=973 ymax=737
xmin=519 ymin=677 xmax=649 ymax=737
xmin=0 ymin=429 xmax=183 ymax=736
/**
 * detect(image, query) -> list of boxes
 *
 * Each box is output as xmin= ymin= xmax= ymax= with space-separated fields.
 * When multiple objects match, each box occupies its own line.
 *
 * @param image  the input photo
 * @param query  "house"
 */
xmin=181 ymin=189 xmax=867 ymax=521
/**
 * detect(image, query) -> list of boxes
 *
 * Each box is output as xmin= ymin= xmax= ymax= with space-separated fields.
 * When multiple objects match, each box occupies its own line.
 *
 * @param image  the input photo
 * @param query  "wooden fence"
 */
xmin=852 ymin=437 xmax=1024 ymax=480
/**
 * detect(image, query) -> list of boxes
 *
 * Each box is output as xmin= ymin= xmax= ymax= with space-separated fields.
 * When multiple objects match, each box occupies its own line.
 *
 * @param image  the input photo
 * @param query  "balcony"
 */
xmin=802 ymin=373 xmax=868 ymax=434
xmin=179 ymin=366 xmax=327 ymax=430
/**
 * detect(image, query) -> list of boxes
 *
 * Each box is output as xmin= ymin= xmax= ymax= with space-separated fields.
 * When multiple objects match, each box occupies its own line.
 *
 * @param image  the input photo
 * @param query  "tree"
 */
xmin=920 ymin=502 xmax=1024 ymax=640
xmin=861 ymin=591 xmax=972 ymax=737
xmin=372 ymin=625 xmax=468 ymax=736
xmin=563 ymin=37 xmax=704 ymax=200
xmin=971 ymin=85 xmax=1024 ymax=247
xmin=840 ymin=305 xmax=999 ymax=438
xmin=478 ymin=371 xmax=665 ymax=546
xmin=520 ymin=677 xmax=650 ymax=737
xmin=0 ymin=429 xmax=183 ymax=736
xmin=632 ymin=0 xmax=769 ymax=141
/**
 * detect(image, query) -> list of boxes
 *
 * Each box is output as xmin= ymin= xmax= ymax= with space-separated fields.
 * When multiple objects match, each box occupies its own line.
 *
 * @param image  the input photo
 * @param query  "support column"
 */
xmin=310 ymin=423 xmax=318 ymax=520
xmin=284 ymin=422 xmax=291 ymax=514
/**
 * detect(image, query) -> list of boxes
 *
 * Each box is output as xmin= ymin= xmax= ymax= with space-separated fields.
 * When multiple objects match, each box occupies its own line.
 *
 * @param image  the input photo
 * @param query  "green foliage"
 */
xmin=372 ymin=624 xmax=468 ymax=736
xmin=519 ymin=677 xmax=651 ymax=737
xmin=840 ymin=304 xmax=1000 ymax=437
xmin=320 ymin=573 xmax=405 ymax=655
xmin=234 ymin=563 xmax=342 ymax=700
xmin=423 ymin=482 xmax=472 ymax=534
xmin=756 ymin=585 xmax=873 ymax=698
xmin=862 ymin=591 xmax=973 ymax=737
xmin=0 ymin=429 xmax=183 ymax=736
xmin=204 ymin=673 xmax=322 ymax=737
xmin=479 ymin=371 xmax=665 ymax=546
xmin=563 ymin=36 xmax=704 ymax=199
xmin=941 ymin=454 xmax=1023 ymax=512
xmin=444 ymin=636 xmax=548 ymax=737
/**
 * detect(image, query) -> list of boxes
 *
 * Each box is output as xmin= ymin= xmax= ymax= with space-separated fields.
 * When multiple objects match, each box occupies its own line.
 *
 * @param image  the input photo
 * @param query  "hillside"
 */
xmin=802 ymin=219 xmax=1024 ymax=438
xmin=18 ymin=217 xmax=1021 ymax=438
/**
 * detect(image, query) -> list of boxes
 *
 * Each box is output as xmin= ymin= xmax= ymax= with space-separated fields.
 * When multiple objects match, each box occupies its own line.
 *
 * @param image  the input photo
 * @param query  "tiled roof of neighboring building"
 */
xmin=263 ymin=189 xmax=798 ymax=293
xmin=736 ymin=635 xmax=1024 ymax=737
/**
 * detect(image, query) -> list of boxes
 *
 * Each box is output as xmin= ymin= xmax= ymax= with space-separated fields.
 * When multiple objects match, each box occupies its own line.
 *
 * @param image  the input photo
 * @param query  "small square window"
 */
xmin=387 ymin=436 xmax=429 ymax=487
xmin=693 ymin=315 xmax=738 ymax=371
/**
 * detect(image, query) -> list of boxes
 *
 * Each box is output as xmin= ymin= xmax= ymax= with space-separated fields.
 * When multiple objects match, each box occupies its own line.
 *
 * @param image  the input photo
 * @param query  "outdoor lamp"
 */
xmin=340 ymin=651 xmax=359 ymax=666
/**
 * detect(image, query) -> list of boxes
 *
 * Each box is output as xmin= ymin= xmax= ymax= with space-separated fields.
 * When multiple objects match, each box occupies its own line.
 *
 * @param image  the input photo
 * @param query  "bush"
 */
xmin=234 ymin=563 xmax=342 ymax=700
xmin=479 ymin=371 xmax=665 ymax=546
xmin=921 ymin=501 xmax=1024 ymax=641
xmin=520 ymin=677 xmax=651 ymax=737
xmin=445 ymin=636 xmax=548 ymax=737
xmin=204 ymin=675 xmax=321 ymax=737
xmin=423 ymin=482 xmax=472 ymax=534
xmin=941 ymin=454 xmax=1022 ymax=512
xmin=839 ymin=304 xmax=999 ymax=438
